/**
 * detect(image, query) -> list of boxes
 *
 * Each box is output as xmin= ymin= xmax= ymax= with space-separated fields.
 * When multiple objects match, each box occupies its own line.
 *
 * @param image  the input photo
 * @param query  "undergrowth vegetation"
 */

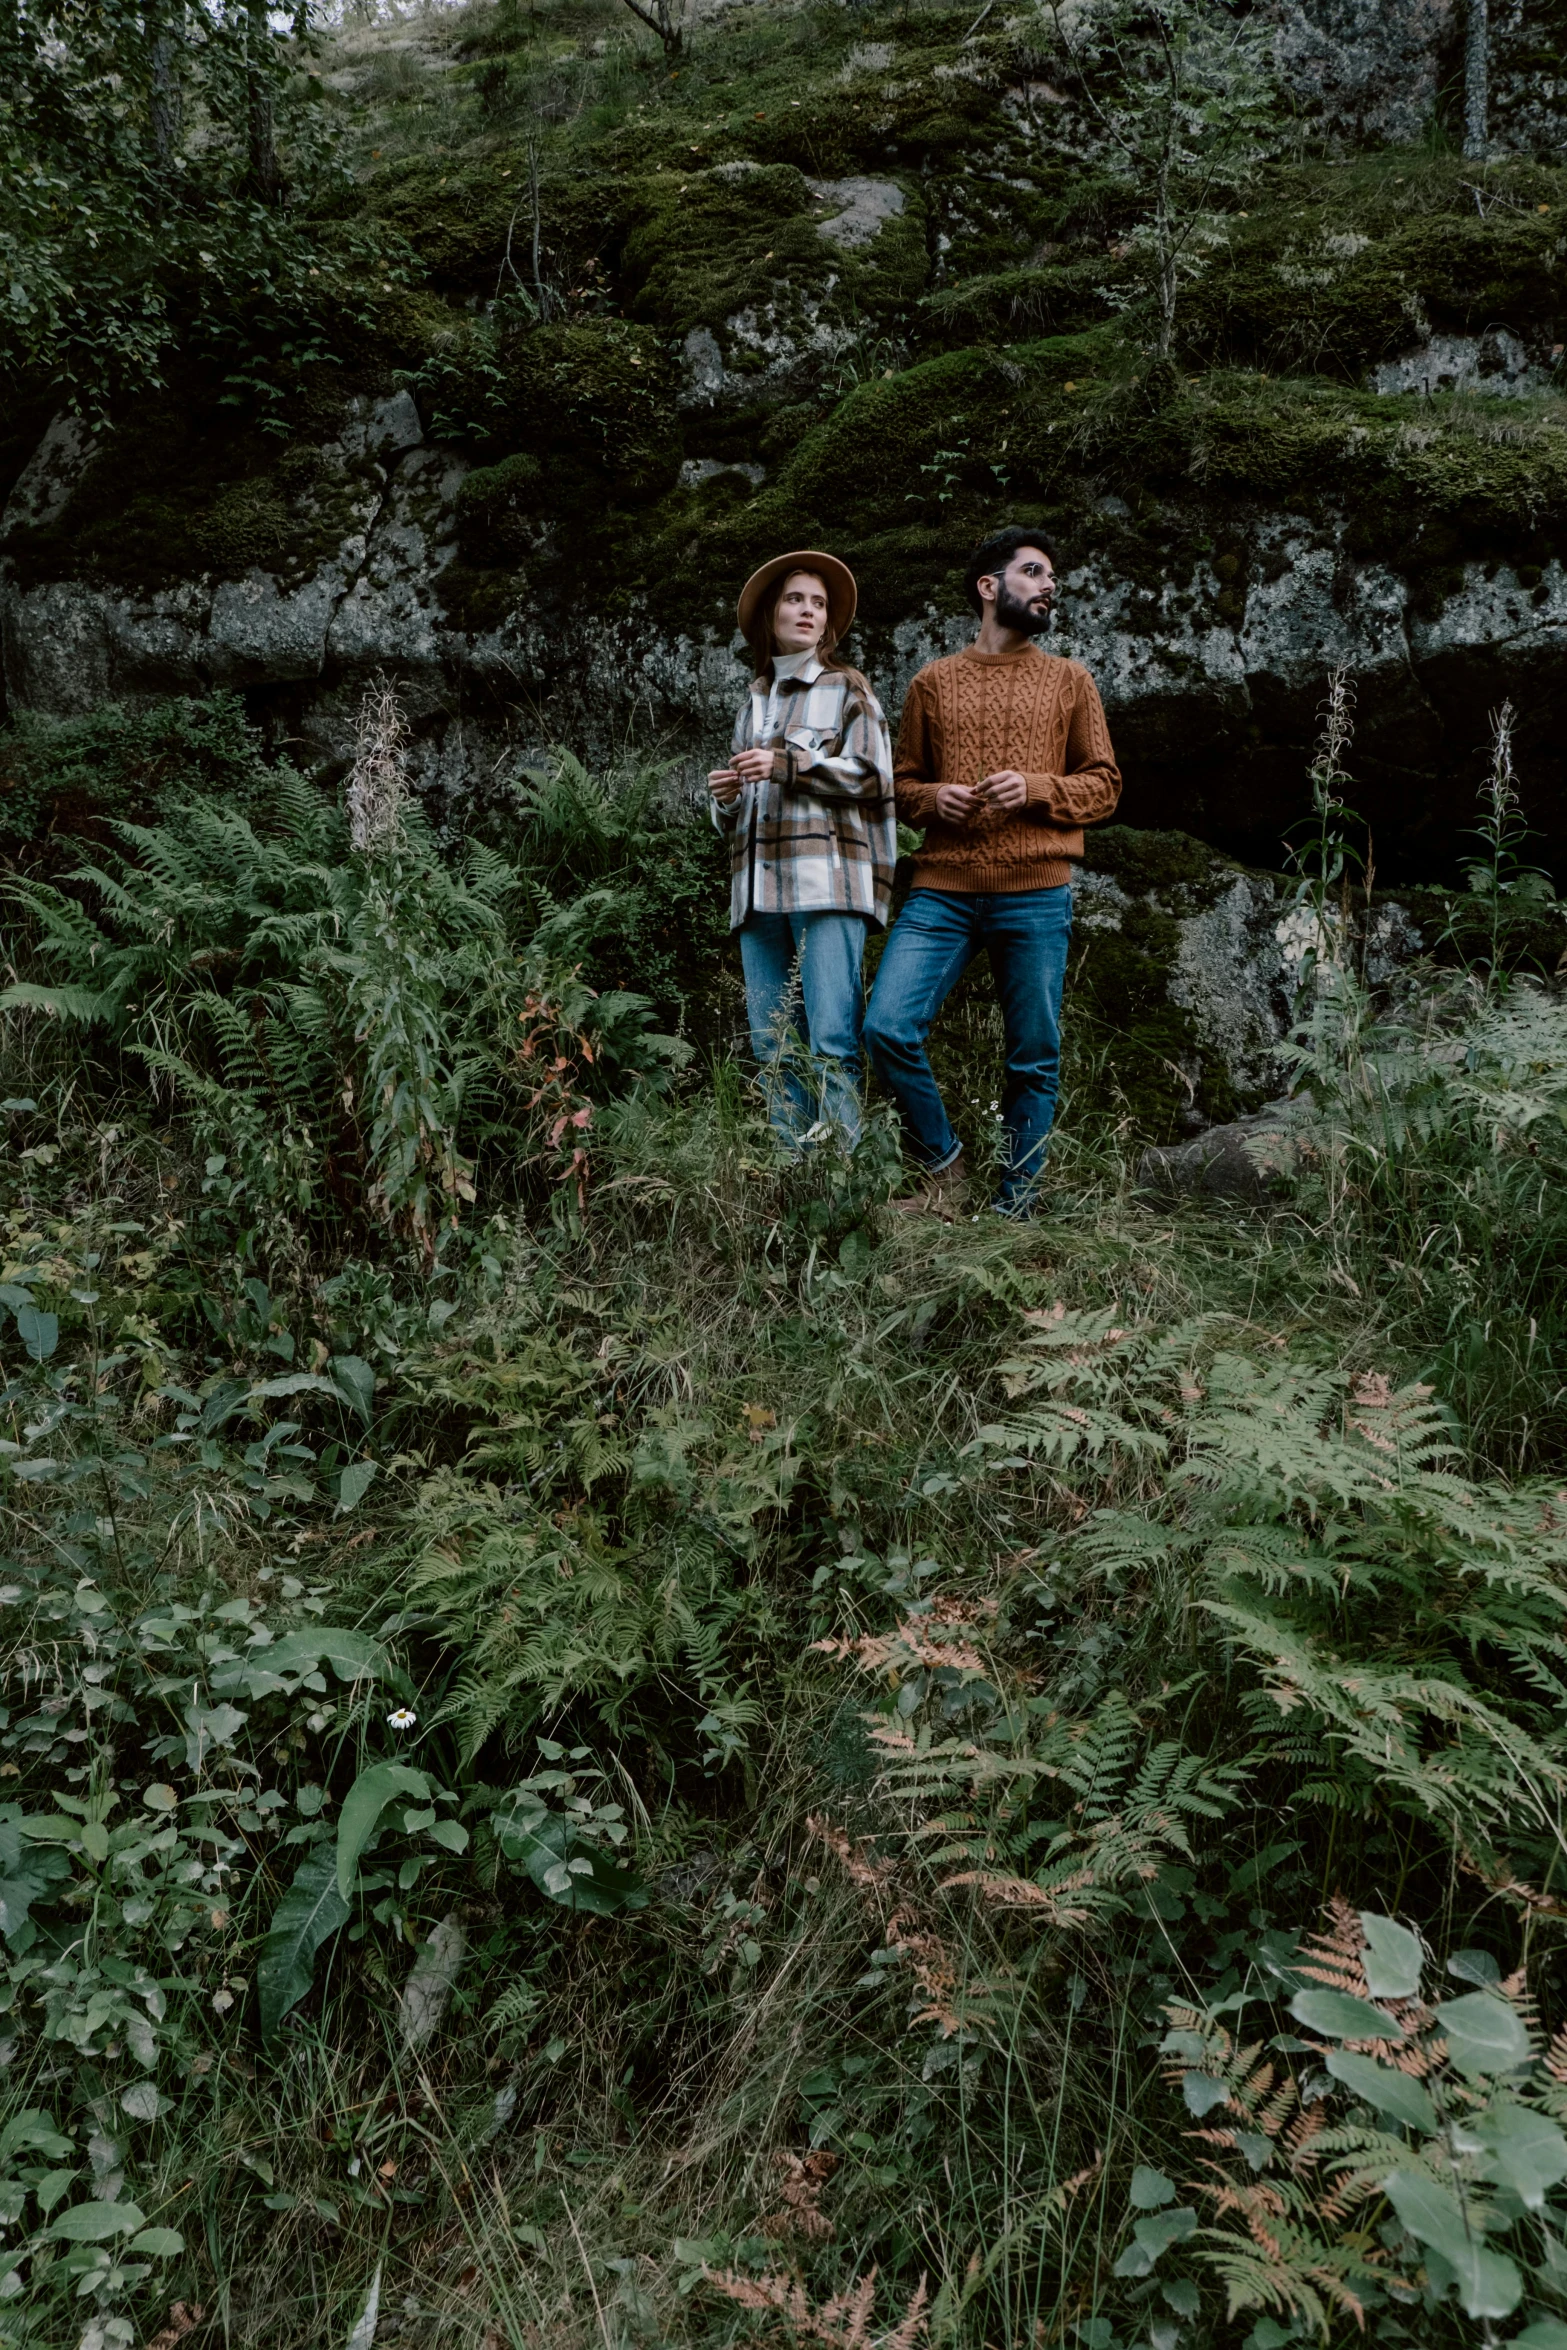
xmin=1 ymin=685 xmax=1566 ymax=2350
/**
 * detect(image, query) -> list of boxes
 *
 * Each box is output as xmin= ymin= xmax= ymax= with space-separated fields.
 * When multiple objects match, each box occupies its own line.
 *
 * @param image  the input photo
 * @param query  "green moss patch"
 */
xmin=920 ymin=255 xmax=1132 ymax=349
xmin=3 ymin=385 xmax=383 ymax=594
xmin=1179 ymin=160 xmax=1567 ymax=376
xmin=622 ymin=161 xmax=927 ymax=334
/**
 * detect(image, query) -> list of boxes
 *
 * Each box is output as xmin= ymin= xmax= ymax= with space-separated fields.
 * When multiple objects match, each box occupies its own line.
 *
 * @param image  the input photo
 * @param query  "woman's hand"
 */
xmin=731 ymin=746 xmax=776 ymax=783
xmin=708 ymin=767 xmax=743 ymax=805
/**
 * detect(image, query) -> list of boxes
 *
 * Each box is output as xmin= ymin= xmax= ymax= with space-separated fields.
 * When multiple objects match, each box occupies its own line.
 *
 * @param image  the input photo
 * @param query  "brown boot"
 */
xmin=892 ymin=1157 xmax=968 ymax=1221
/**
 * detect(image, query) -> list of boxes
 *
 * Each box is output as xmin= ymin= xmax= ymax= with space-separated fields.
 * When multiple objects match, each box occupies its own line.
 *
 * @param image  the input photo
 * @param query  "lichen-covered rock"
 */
xmin=1135 ymin=1103 xmax=1303 ymax=1203
xmin=1069 ymin=829 xmax=1303 ymax=1134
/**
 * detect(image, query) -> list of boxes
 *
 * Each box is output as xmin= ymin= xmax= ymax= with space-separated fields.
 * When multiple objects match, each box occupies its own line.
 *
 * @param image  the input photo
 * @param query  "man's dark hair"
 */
xmin=964 ymin=525 xmax=1059 ymax=616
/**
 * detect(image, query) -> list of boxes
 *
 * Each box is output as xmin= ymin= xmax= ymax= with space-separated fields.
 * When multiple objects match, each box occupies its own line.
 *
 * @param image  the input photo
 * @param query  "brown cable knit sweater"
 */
xmin=893 ymin=643 xmax=1121 ymax=893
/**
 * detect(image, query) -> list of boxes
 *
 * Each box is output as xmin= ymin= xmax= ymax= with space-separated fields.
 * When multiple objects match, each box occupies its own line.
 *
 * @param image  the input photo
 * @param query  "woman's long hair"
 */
xmin=744 ymin=568 xmax=871 ymax=700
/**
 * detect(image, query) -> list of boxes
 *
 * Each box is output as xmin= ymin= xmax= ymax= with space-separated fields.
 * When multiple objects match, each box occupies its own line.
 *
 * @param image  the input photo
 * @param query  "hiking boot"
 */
xmin=892 ymin=1158 xmax=968 ymax=1221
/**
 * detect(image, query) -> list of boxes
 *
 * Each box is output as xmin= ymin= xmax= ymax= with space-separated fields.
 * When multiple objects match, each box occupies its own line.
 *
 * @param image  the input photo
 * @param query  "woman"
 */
xmin=708 ymin=550 xmax=897 ymax=1153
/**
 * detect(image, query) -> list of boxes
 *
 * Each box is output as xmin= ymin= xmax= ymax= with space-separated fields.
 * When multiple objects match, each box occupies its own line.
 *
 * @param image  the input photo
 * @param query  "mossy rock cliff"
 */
xmin=6 ymin=0 xmax=1567 ymax=890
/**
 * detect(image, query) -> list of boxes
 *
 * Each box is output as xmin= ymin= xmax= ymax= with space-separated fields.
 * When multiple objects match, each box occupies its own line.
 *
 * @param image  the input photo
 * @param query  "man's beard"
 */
xmin=995 ymin=582 xmax=1054 ymax=637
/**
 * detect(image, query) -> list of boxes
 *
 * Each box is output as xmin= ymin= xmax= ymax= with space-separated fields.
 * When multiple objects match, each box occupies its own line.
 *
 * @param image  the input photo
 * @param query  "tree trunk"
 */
xmin=1463 ymin=0 xmax=1488 ymax=159
xmin=616 ymin=0 xmax=685 ymax=61
xmin=1153 ymin=143 xmax=1176 ymax=362
xmin=246 ymin=0 xmax=283 ymax=204
xmin=149 ymin=29 xmax=182 ymax=172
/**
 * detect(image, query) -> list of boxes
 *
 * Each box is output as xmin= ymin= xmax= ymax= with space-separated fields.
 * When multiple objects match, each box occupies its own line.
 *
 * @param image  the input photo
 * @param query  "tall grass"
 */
xmin=1 ymin=700 xmax=1565 ymax=2347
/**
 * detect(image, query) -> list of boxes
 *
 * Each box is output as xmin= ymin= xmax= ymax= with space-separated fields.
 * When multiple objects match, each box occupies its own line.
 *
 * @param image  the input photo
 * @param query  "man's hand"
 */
xmin=708 ymin=766 xmax=743 ymax=805
xmin=934 ymin=782 xmax=985 ymax=824
xmin=731 ymin=746 xmax=776 ymax=783
xmin=980 ymin=768 xmax=1029 ymax=813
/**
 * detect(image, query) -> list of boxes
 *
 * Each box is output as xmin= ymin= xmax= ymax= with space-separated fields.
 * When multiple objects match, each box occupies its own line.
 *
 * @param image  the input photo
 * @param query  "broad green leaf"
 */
xmin=1447 ymin=2244 xmax=1524 ymax=2322
xmin=1182 ymin=2071 xmax=1231 ymax=2116
xmin=336 ymin=1459 xmax=377 ymax=1513
xmin=1436 ymin=1993 xmax=1532 ymax=2077
xmin=1359 ymin=1912 xmax=1423 ymax=2001
xmin=1474 ymin=2107 xmax=1567 ymax=2209
xmin=14 ymin=1306 xmax=57 ymax=1363
xmin=1290 ymin=1987 xmax=1401 ymax=2041
xmin=0 ymin=1875 xmax=40 ymax=1941
xmin=1114 ymin=2207 xmax=1196 ymax=2278
xmin=336 ymin=1762 xmax=429 ymax=1902
xmin=35 ymin=2167 xmax=76 ymax=2214
xmin=495 ymin=1810 xmax=648 ymax=1917
xmin=47 ymin=2199 xmax=146 ymax=2242
xmin=425 ymin=1819 xmax=469 ymax=1855
xmin=1383 ymin=2171 xmax=1522 ymax=2310
xmin=330 ymin=1354 xmax=376 ymax=1427
xmin=0 ymin=2110 xmax=72 ymax=2163
xmin=1136 ymin=2208 xmax=1197 ymax=2256
xmin=1326 ymin=2051 xmax=1437 ymax=2132
xmin=119 ymin=2081 xmax=166 ymax=2123
xmin=265 ymin=1629 xmax=391 ymax=1686
xmin=345 ymin=2259 xmax=382 ymax=2350
xmin=1449 ymin=1949 xmax=1502 ymax=1988
xmin=248 ymin=1373 xmax=342 ymax=1404
xmin=257 ymin=1847 xmax=352 ymax=2044
xmin=1130 ymin=2166 xmax=1176 ymax=2209
xmin=1514 ymin=2323 xmax=1567 ymax=2347
xmin=128 ymin=2227 xmax=184 ymax=2257
xmin=1384 ymin=2168 xmax=1467 ymax=2250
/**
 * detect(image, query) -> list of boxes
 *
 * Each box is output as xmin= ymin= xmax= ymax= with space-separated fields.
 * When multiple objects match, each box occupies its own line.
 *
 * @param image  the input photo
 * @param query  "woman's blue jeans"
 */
xmin=863 ymin=885 xmax=1073 ymax=1211
xmin=739 ymin=910 xmax=867 ymax=1151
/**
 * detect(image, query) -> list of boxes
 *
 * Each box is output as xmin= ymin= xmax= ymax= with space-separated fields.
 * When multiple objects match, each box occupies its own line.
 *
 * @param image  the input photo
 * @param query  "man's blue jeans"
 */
xmin=739 ymin=910 xmax=867 ymax=1151
xmin=863 ymin=885 xmax=1073 ymax=1211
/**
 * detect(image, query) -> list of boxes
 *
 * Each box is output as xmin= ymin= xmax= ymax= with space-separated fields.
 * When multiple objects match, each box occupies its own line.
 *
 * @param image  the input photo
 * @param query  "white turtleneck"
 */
xmin=762 ymin=649 xmax=820 ymax=745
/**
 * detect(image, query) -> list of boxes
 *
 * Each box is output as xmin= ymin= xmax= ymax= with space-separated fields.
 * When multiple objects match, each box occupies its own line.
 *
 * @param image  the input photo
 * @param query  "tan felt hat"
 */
xmin=736 ymin=548 xmax=857 ymax=645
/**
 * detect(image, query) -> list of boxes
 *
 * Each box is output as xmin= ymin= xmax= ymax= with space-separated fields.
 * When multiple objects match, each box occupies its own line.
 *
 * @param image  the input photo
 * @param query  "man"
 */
xmin=863 ymin=524 xmax=1121 ymax=1216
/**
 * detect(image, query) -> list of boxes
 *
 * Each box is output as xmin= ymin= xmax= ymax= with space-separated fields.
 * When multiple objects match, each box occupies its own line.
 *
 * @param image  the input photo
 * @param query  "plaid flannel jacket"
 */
xmin=711 ymin=655 xmax=898 ymax=929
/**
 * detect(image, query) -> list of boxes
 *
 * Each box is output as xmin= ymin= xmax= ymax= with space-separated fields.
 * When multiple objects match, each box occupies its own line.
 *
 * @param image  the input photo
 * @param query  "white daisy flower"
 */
xmin=387 ymin=1706 xmax=417 ymax=1731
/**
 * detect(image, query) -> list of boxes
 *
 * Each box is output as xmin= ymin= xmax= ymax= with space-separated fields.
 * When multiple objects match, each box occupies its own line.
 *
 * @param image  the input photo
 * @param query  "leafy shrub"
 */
xmin=496 ymin=749 xmax=733 ymax=1048
xmin=1 ymin=747 xmax=686 ymax=1261
xmin=0 ymin=695 xmax=285 ymax=868
xmin=1137 ymin=1900 xmax=1567 ymax=2342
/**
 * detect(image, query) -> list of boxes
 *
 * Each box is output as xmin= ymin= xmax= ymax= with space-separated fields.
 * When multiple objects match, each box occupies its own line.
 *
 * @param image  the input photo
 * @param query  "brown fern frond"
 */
xmin=701 ymin=2265 xmax=930 ymax=2347
xmin=938 ymin=1870 xmax=1089 ymax=1924
xmin=1314 ymin=2175 xmax=1378 ymax=2227
xmin=1307 ymin=2267 xmax=1368 ymax=2328
xmin=1257 ymin=2076 xmax=1301 ymax=2138
xmin=1282 ymin=2104 xmax=1329 ymax=2166
xmin=808 ymin=1814 xmax=895 ymax=1894
xmin=1295 ymin=1897 xmax=1369 ymax=1997
xmin=758 ymin=2151 xmax=839 ymax=2242
xmin=1053 ymin=2156 xmax=1103 ymax=2207
xmin=147 ymin=2310 xmax=206 ymax=2350
xmin=1205 ymin=2178 xmax=1288 ymax=2229
xmin=1239 ymin=2059 xmax=1278 ymax=2110
xmin=1545 ymin=2022 xmax=1567 ymax=2084
xmin=866 ymin=1723 xmax=919 ymax=1757
xmin=836 ymin=1632 xmax=990 ymax=1675
xmin=880 ymin=2277 xmax=932 ymax=2350
xmin=1459 ymin=1846 xmax=1567 ymax=1917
